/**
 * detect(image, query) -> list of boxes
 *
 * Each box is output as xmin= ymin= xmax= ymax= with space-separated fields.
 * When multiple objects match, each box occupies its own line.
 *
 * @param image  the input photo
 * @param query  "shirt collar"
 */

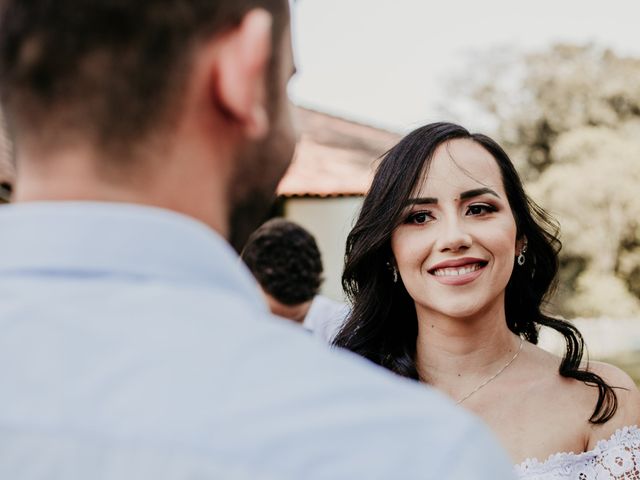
xmin=0 ymin=201 xmax=266 ymax=311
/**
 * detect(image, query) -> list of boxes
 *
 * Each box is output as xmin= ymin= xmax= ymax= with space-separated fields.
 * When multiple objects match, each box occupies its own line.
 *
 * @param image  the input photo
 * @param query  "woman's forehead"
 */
xmin=412 ymin=139 xmax=504 ymax=197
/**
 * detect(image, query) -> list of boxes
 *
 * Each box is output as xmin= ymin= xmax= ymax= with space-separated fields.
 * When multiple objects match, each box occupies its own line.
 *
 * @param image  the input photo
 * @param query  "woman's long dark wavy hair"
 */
xmin=333 ymin=122 xmax=617 ymax=424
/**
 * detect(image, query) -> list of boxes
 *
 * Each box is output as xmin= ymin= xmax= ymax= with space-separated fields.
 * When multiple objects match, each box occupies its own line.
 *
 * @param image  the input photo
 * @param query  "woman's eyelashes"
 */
xmin=466 ymin=203 xmax=498 ymax=216
xmin=403 ymin=203 xmax=498 ymax=225
xmin=405 ymin=210 xmax=434 ymax=225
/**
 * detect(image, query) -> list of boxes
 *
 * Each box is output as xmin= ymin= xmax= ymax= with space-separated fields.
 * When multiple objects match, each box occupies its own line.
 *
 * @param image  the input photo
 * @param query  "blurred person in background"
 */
xmin=0 ymin=1 xmax=514 ymax=479
xmin=241 ymin=218 xmax=347 ymax=341
xmin=333 ymin=122 xmax=640 ymax=478
xmin=0 ymin=108 xmax=13 ymax=203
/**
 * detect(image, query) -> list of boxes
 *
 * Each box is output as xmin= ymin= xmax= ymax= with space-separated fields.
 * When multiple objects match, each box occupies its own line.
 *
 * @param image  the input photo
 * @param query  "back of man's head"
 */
xmin=0 ymin=0 xmax=295 ymax=247
xmin=242 ymin=218 xmax=323 ymax=306
xmin=0 ymin=0 xmax=288 ymax=156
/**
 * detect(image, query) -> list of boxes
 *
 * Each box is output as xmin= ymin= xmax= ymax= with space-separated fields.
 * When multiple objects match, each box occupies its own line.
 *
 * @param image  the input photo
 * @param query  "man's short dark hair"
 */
xmin=241 ymin=218 xmax=323 ymax=305
xmin=0 ymin=0 xmax=287 ymax=155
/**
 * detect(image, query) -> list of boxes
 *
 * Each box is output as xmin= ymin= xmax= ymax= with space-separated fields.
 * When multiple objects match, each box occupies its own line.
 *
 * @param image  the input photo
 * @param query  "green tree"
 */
xmin=455 ymin=44 xmax=640 ymax=317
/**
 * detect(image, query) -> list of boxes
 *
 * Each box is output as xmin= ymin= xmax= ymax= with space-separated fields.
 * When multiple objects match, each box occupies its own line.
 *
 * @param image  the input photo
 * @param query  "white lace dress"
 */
xmin=515 ymin=426 xmax=640 ymax=479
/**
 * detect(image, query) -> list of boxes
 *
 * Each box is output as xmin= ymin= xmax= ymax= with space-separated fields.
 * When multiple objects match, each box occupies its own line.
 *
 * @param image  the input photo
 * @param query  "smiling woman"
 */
xmin=391 ymin=139 xmax=522 ymax=323
xmin=332 ymin=122 xmax=640 ymax=478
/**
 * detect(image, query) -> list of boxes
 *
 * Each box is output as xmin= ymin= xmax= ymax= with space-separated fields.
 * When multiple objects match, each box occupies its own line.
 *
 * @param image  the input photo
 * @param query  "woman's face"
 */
xmin=390 ymin=138 xmax=521 ymax=322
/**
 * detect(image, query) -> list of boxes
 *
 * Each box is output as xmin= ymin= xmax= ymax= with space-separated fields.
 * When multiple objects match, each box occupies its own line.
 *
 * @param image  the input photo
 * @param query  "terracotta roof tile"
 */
xmin=277 ymin=107 xmax=401 ymax=197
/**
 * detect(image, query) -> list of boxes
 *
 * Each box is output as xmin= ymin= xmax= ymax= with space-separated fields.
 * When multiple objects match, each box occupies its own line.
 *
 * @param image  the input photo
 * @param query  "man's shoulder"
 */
xmin=304 ymin=294 xmax=349 ymax=341
xmin=145 ymin=313 xmax=512 ymax=478
xmin=0 ymin=276 xmax=513 ymax=479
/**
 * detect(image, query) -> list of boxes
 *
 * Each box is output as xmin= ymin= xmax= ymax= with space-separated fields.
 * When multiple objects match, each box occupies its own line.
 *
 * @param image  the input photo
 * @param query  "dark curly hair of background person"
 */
xmin=241 ymin=218 xmax=323 ymax=305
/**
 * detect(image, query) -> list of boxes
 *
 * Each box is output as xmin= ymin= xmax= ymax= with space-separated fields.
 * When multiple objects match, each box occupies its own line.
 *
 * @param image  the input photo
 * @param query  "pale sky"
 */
xmin=289 ymin=0 xmax=640 ymax=133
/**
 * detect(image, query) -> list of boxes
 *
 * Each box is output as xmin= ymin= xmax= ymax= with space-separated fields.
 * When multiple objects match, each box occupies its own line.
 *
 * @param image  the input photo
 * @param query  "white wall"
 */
xmin=285 ymin=196 xmax=363 ymax=302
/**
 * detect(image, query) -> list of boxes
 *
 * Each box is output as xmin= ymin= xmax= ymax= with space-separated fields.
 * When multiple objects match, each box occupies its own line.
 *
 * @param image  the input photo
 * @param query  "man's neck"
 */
xmin=263 ymin=292 xmax=313 ymax=324
xmin=13 ymin=142 xmax=230 ymax=236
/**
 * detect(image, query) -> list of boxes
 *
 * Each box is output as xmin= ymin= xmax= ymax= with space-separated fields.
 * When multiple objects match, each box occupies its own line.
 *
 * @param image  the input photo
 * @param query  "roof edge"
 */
xmin=294 ymin=104 xmax=403 ymax=135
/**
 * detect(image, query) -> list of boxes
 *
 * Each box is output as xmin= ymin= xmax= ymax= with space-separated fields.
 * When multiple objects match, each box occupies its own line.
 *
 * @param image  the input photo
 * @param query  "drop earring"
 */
xmin=386 ymin=261 xmax=399 ymax=283
xmin=517 ymin=244 xmax=527 ymax=266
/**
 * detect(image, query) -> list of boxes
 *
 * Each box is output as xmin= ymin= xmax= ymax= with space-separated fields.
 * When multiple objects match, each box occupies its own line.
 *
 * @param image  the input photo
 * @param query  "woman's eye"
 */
xmin=406 ymin=211 xmax=432 ymax=224
xmin=466 ymin=204 xmax=496 ymax=216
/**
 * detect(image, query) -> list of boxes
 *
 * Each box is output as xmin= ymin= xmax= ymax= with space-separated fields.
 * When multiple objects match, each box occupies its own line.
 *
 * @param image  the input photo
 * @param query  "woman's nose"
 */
xmin=435 ymin=218 xmax=472 ymax=253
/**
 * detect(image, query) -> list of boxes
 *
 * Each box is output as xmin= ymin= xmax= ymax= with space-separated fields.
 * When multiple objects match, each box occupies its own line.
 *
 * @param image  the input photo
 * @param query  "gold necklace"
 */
xmin=456 ymin=336 xmax=524 ymax=405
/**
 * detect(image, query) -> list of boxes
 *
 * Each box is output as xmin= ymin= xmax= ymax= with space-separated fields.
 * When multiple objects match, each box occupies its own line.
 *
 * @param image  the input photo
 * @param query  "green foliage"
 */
xmin=461 ymin=44 xmax=640 ymax=317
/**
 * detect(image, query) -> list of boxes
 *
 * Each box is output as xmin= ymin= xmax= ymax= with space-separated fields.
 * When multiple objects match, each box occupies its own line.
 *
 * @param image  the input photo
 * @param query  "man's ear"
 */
xmin=212 ymin=9 xmax=273 ymax=139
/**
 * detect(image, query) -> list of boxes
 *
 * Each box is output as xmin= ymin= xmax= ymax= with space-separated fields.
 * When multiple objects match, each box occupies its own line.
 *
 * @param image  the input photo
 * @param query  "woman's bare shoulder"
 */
xmin=523 ymin=348 xmax=639 ymax=443
xmin=586 ymin=361 xmax=640 ymax=448
xmin=589 ymin=361 xmax=638 ymax=389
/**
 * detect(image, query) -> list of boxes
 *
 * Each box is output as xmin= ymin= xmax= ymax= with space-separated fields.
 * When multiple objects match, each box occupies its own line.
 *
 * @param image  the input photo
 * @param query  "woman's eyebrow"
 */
xmin=404 ymin=188 xmax=500 ymax=206
xmin=459 ymin=187 xmax=500 ymax=201
xmin=405 ymin=197 xmax=438 ymax=206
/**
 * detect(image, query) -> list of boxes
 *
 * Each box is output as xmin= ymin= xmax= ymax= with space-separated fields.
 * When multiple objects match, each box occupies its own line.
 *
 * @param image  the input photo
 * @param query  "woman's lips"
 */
xmin=429 ymin=261 xmax=487 ymax=285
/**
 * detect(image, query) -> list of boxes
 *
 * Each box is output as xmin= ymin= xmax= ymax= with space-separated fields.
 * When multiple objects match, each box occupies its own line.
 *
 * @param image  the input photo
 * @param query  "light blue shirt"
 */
xmin=0 ymin=202 xmax=514 ymax=479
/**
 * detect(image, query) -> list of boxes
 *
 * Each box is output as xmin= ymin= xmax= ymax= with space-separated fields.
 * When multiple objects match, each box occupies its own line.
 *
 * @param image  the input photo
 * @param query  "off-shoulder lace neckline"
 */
xmin=515 ymin=425 xmax=640 ymax=473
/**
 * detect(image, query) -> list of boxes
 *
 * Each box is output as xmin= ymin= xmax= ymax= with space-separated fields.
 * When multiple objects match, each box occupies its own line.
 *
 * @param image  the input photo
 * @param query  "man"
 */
xmin=242 ymin=218 xmax=347 ymax=341
xmin=0 ymin=1 xmax=513 ymax=478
